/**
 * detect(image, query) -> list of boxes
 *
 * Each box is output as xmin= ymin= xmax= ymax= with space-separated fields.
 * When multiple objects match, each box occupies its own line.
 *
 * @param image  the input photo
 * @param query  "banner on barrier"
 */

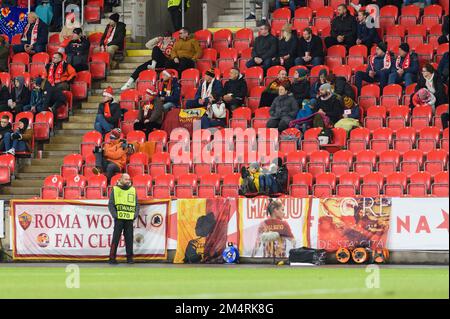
xmin=11 ymin=200 xmax=169 ymax=260
xmin=387 ymin=198 xmax=449 ymax=250
xmin=174 ymin=198 xmax=232 ymax=264
xmin=0 ymin=200 xmax=4 ymax=239
xmin=239 ymin=198 xmax=312 ymax=258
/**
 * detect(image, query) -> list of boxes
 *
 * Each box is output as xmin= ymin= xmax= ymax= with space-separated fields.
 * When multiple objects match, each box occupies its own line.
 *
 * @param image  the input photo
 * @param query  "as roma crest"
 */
xmin=18 ymin=212 xmax=32 ymax=230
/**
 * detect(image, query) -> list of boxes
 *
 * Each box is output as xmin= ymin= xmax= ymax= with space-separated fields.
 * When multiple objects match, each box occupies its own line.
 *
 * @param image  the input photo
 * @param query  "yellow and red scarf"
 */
xmin=370 ymin=52 xmax=391 ymax=71
xmin=156 ymin=38 xmax=175 ymax=57
xmin=395 ymin=53 xmax=410 ymax=70
xmin=47 ymin=62 xmax=64 ymax=86
xmin=159 ymin=78 xmax=173 ymax=96
xmin=22 ymin=18 xmax=40 ymax=45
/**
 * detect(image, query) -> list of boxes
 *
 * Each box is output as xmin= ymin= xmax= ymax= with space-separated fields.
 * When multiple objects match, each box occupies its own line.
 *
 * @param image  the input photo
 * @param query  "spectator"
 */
xmin=167 ymin=0 xmax=190 ymax=32
xmin=310 ymin=69 xmax=328 ymax=98
xmin=0 ymin=79 xmax=11 ymax=112
xmin=326 ymin=74 xmax=356 ymax=101
xmin=259 ymin=69 xmax=291 ymax=107
xmin=356 ymin=10 xmax=381 ymax=50
xmin=276 ymin=1 xmax=306 ymax=18
xmin=44 ymin=52 xmax=77 ymax=91
xmin=354 ymin=42 xmax=391 ymax=95
xmin=186 ymin=69 xmax=223 ymax=109
xmin=65 ymin=28 xmax=90 ymax=72
xmin=291 ymin=68 xmax=310 ymax=105
xmin=50 ymin=0 xmax=64 ymax=32
xmin=246 ymin=0 xmax=269 ymax=21
xmin=388 ymin=43 xmax=418 ymax=88
xmin=259 ymin=157 xmax=289 ymax=195
xmin=13 ymin=12 xmax=48 ymax=54
xmin=295 ymin=27 xmax=324 ymax=67
xmin=0 ymin=115 xmax=12 ymax=152
xmin=415 ymin=63 xmax=448 ymax=107
xmin=222 ymin=68 xmax=248 ymax=112
xmin=96 ymin=13 xmax=126 ymax=69
xmin=0 ymin=37 xmax=8 ymax=72
xmin=442 ymin=112 xmax=449 ymax=129
xmin=121 ymin=32 xmax=175 ymax=91
xmin=3 ymin=118 xmax=33 ymax=155
xmin=313 ymin=83 xmax=344 ymax=126
xmin=439 ymin=15 xmax=449 ymax=44
xmin=246 ymin=23 xmax=278 ymax=72
xmin=23 ymin=77 xmax=45 ymax=113
xmin=201 ymin=100 xmax=227 ymax=129
xmin=438 ymin=52 xmax=449 ymax=86
xmin=92 ymin=128 xmax=135 ymax=183
xmin=334 ymin=96 xmax=361 ymax=132
xmin=412 ymin=88 xmax=437 ymax=111
xmin=166 ymin=28 xmax=202 ymax=75
xmin=267 ymin=84 xmax=299 ymax=132
xmin=276 ymin=24 xmax=297 ymax=71
xmin=133 ymin=100 xmax=164 ymax=134
xmin=147 ymin=70 xmax=181 ymax=112
xmin=325 ymin=4 xmax=357 ymax=49
xmin=94 ymin=87 xmax=121 ymax=135
xmin=10 ymin=76 xmax=31 ymax=114
xmin=239 ymin=162 xmax=262 ymax=195
xmin=42 ymin=77 xmax=67 ymax=118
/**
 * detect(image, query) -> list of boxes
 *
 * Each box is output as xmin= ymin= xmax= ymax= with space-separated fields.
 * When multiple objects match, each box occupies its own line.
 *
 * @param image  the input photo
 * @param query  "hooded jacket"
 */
xmin=11 ymin=77 xmax=31 ymax=112
xmin=222 ymin=74 xmax=248 ymax=102
xmin=170 ymin=35 xmax=202 ymax=61
xmin=103 ymin=139 xmax=128 ymax=170
xmin=270 ymin=94 xmax=299 ymax=120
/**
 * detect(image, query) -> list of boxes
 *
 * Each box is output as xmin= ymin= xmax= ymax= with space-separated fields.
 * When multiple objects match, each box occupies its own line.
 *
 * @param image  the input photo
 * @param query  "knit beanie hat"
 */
xmin=109 ymin=13 xmax=120 ymax=23
xmin=399 ymin=43 xmax=410 ymax=53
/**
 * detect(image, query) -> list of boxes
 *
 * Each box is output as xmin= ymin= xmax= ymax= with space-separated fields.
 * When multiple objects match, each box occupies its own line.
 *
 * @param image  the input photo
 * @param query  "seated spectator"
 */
xmin=259 ymin=69 xmax=291 ymax=107
xmin=246 ymin=23 xmax=278 ymax=72
xmin=295 ymin=27 xmax=324 ymax=67
xmin=325 ymin=4 xmax=357 ymax=49
xmin=310 ymin=69 xmax=328 ymax=98
xmin=13 ymin=12 xmax=48 ymax=54
xmin=166 ymin=27 xmax=202 ymax=75
xmin=334 ymin=96 xmax=361 ymax=132
xmin=59 ymin=12 xmax=81 ymax=48
xmin=438 ymin=14 xmax=449 ymax=45
xmin=42 ymin=77 xmax=67 ymax=118
xmin=415 ymin=63 xmax=448 ymax=107
xmin=0 ymin=79 xmax=11 ymax=112
xmin=412 ymin=88 xmax=437 ymax=112
xmin=92 ymin=128 xmax=135 ymax=183
xmin=0 ymin=115 xmax=12 ymax=152
xmin=267 ymin=84 xmax=299 ymax=132
xmin=438 ymin=52 xmax=449 ymax=86
xmin=186 ymin=69 xmax=223 ymax=109
xmin=275 ymin=1 xmax=305 ymax=18
xmin=65 ymin=28 xmax=90 ymax=72
xmin=45 ymin=52 xmax=77 ymax=91
xmin=239 ymin=163 xmax=262 ymax=195
xmin=0 ymin=37 xmax=8 ymax=72
xmin=313 ymin=83 xmax=344 ymax=127
xmin=276 ymin=24 xmax=297 ymax=71
xmin=356 ymin=9 xmax=381 ymax=50
xmin=95 ymin=13 xmax=126 ymax=69
xmin=222 ymin=68 xmax=248 ymax=112
xmin=326 ymin=74 xmax=356 ymax=101
xmin=10 ymin=76 xmax=31 ymax=114
xmin=23 ymin=77 xmax=45 ymax=113
xmin=133 ymin=100 xmax=164 ymax=135
xmin=147 ymin=70 xmax=181 ymax=112
xmin=354 ymin=42 xmax=391 ymax=95
xmin=3 ymin=118 xmax=33 ymax=155
xmin=121 ymin=32 xmax=175 ymax=90
xmin=388 ymin=43 xmax=418 ymax=88
xmin=246 ymin=0 xmax=269 ymax=21
xmin=291 ymin=68 xmax=310 ymax=105
xmin=94 ymin=87 xmax=121 ymax=135
xmin=201 ymin=100 xmax=227 ymax=129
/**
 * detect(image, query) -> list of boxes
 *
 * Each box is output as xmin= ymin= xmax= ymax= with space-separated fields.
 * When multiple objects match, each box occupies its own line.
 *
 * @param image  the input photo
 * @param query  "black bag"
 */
xmin=318 ymin=128 xmax=333 ymax=145
xmin=288 ymin=247 xmax=327 ymax=265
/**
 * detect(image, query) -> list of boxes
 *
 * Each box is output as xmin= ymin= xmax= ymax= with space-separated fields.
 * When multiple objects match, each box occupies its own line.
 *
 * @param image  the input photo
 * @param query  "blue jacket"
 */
xmin=357 ymin=22 xmax=381 ymax=47
xmin=23 ymin=89 xmax=44 ymax=112
xmin=194 ymin=79 xmax=223 ymax=104
xmin=367 ymin=53 xmax=393 ymax=74
xmin=390 ymin=52 xmax=419 ymax=75
xmin=160 ymin=77 xmax=181 ymax=106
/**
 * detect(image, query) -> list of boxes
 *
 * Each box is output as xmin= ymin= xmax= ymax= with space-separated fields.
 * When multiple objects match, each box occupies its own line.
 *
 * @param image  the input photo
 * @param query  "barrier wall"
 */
xmin=6 ymin=197 xmax=449 ymax=262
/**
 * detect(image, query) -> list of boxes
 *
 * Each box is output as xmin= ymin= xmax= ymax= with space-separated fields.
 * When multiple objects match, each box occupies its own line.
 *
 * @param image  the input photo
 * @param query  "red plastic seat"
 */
xmin=230 ymin=107 xmax=252 ymax=129
xmin=212 ymin=29 xmax=232 ymax=51
xmin=294 ymin=7 xmax=313 ymax=20
xmin=417 ymin=126 xmax=440 ymax=152
xmin=64 ymin=175 xmax=87 ymax=199
xmin=119 ymin=109 xmax=140 ymax=137
xmin=126 ymin=130 xmax=146 ymax=144
xmin=332 ymin=65 xmax=352 ymax=81
xmin=85 ymin=174 xmax=108 ymax=199
xmin=347 ymin=127 xmax=370 ymax=155
xmin=244 ymin=67 xmax=264 ymax=93
xmin=221 ymin=173 xmax=240 ymax=197
xmin=148 ymin=130 xmax=168 ymax=153
xmin=152 ymin=174 xmax=175 ymax=198
xmin=41 ymin=174 xmax=64 ymax=199
xmin=425 ymin=149 xmax=448 ymax=177
xmin=393 ymin=127 xmax=417 ymax=154
xmin=431 ymin=171 xmax=449 ymax=196
xmin=13 ymin=112 xmax=34 ymax=131
xmin=136 ymin=69 xmax=157 ymax=97
xmin=290 ymin=172 xmax=313 ymax=197
xmin=285 ymin=150 xmax=307 ymax=181
xmin=194 ymin=29 xmax=212 ymax=49
xmin=330 ymin=150 xmax=353 ymax=178
xmin=384 ymin=172 xmax=407 ymax=196
xmin=251 ymin=106 xmax=271 ymax=128
xmin=33 ymin=111 xmax=53 ymax=140
xmin=307 ymin=150 xmax=330 ymax=177
xmin=401 ymin=149 xmax=424 ymax=177
xmin=401 ymin=4 xmax=420 ymax=20
xmin=387 ymin=105 xmax=410 ymax=130
xmin=149 ymin=152 xmax=171 ymax=176
xmin=434 ymin=104 xmax=449 ymax=129
xmin=336 ymin=172 xmax=360 ymax=196
xmin=72 ymin=71 xmax=92 ymax=100
xmin=442 ymin=128 xmax=449 ymax=151
xmin=247 ymin=86 xmax=266 ymax=111
xmin=0 ymin=154 xmax=15 ymax=184
xmin=408 ymin=172 xmax=432 ymax=197
xmin=81 ymin=131 xmax=102 ymax=157
xmin=132 ymin=174 xmax=153 ymax=199
xmin=197 ymin=173 xmax=220 ymax=198
xmin=313 ymin=172 xmax=336 ymax=197
xmin=175 ymin=173 xmax=198 ymax=198
xmin=84 ymin=5 xmax=102 ymax=23
xmin=89 ymin=52 xmax=109 ymax=79
xmin=370 ymin=127 xmax=393 ymax=155
xmin=126 ymin=152 xmax=149 ymax=178
xmin=377 ymin=150 xmax=400 ymax=178
xmin=120 ymin=89 xmax=139 ymax=112
xmin=365 ymin=106 xmax=387 ymax=131
xmin=61 ymin=154 xmax=83 ymax=178
xmin=307 ymin=0 xmax=325 ymax=12
xmin=233 ymin=28 xmax=254 ymax=54
xmin=354 ymin=150 xmax=377 ymax=178
xmin=360 ymin=172 xmax=384 ymax=197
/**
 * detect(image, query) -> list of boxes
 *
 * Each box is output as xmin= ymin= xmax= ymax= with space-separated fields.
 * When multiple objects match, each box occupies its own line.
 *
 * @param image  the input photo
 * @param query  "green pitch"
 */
xmin=0 ymin=265 xmax=448 ymax=299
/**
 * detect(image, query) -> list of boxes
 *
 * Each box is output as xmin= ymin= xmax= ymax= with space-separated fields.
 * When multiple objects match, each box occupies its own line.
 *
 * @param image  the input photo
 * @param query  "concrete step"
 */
xmin=69 ymin=115 xmax=98 ymax=123
xmin=217 ymin=14 xmax=255 ymax=22
xmin=21 ymin=165 xmax=61 ymax=173
xmin=224 ymin=8 xmax=261 ymax=15
xmin=43 ymin=150 xmax=79 ymax=157
xmin=117 ymin=62 xmax=143 ymax=69
xmin=10 ymin=179 xmax=44 ymax=187
xmin=212 ymin=21 xmax=257 ymax=28
xmin=49 ymin=135 xmax=83 ymax=144
xmin=63 ymin=122 xmax=96 ymax=130
xmin=56 ymin=129 xmax=93 ymax=135
xmin=123 ymin=56 xmax=150 ymax=63
xmin=1 ymin=187 xmax=41 ymax=195
xmin=88 ymin=95 xmax=106 ymax=103
xmin=0 ymin=194 xmax=38 ymax=200
xmin=99 ymin=81 xmax=126 ymax=89
xmin=44 ymin=143 xmax=80 ymax=151
xmin=110 ymin=68 xmax=140 ymax=75
xmin=15 ymin=172 xmax=55 ymax=179
xmin=102 ymin=75 xmax=130 ymax=83
xmin=30 ymin=158 xmax=64 ymax=166
xmin=229 ymin=2 xmax=253 ymax=9
xmin=74 ymin=108 xmax=98 ymax=115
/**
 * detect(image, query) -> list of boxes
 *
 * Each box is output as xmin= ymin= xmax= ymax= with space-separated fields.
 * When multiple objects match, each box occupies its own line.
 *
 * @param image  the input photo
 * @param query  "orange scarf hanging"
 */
xmin=104 ymin=102 xmax=111 ymax=119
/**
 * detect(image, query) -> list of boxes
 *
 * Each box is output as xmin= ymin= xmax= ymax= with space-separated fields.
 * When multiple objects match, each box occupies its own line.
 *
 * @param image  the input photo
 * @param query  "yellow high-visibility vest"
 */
xmin=168 ymin=0 xmax=190 ymax=9
xmin=113 ymin=186 xmax=137 ymax=220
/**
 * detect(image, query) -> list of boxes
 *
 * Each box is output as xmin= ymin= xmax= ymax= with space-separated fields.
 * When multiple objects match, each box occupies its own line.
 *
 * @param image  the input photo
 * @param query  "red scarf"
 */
xmin=103 ymin=25 xmax=115 ymax=46
xmin=47 ymin=62 xmax=64 ymax=86
xmin=104 ymin=102 xmax=111 ymax=119
xmin=395 ymin=53 xmax=410 ymax=70
xmin=370 ymin=52 xmax=391 ymax=71
xmin=156 ymin=39 xmax=175 ymax=57
xmin=22 ymin=18 xmax=40 ymax=45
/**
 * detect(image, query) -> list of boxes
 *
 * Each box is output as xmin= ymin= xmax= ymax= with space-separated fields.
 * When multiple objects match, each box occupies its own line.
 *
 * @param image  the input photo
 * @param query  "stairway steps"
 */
xmin=117 ymin=62 xmax=143 ymax=69
xmin=15 ymin=172 xmax=56 ymax=179
xmin=123 ymin=56 xmax=150 ymax=63
xmin=0 ymin=194 xmax=37 ymax=200
xmin=81 ymin=102 xmax=100 ymax=109
xmin=44 ymin=144 xmax=81 ymax=151
xmin=30 ymin=158 xmax=64 ymax=166
xmin=212 ymin=21 xmax=257 ymax=28
xmin=74 ymin=108 xmax=98 ymax=115
xmin=56 ymin=129 xmax=93 ymax=135
xmin=1 ymin=187 xmax=41 ymax=195
xmin=68 ymin=115 xmax=98 ymax=123
xmin=42 ymin=150 xmax=83 ymax=157
xmin=21 ymin=165 xmax=61 ymax=173
xmin=102 ymin=75 xmax=130 ymax=83
xmin=99 ymin=82 xmax=127 ymax=89
xmin=10 ymin=180 xmax=44 ymax=187
xmin=63 ymin=122 xmax=96 ymax=130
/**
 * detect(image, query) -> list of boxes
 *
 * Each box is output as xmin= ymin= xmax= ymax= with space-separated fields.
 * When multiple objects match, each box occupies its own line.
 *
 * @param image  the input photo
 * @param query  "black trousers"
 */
xmin=109 ymin=218 xmax=134 ymax=261
xmin=130 ymin=47 xmax=169 ymax=80
xmin=166 ymin=57 xmax=195 ymax=76
xmin=94 ymin=150 xmax=121 ymax=183
xmin=324 ymin=36 xmax=355 ymax=49
xmin=134 ymin=121 xmax=161 ymax=135
xmin=168 ymin=6 xmax=182 ymax=32
xmin=442 ymin=112 xmax=449 ymax=130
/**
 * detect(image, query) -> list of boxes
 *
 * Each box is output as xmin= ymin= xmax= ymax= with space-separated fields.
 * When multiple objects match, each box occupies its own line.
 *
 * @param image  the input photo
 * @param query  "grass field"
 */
xmin=0 ymin=265 xmax=448 ymax=299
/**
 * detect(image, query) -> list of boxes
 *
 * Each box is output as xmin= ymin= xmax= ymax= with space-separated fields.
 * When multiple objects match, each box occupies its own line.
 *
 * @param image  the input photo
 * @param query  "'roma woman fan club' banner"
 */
xmin=9 ymin=197 xmax=449 ymax=261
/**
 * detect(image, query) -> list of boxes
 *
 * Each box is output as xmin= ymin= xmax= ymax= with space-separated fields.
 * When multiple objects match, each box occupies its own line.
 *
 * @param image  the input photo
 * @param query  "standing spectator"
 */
xmin=439 ymin=15 xmax=449 ymax=44
xmin=0 ymin=37 xmax=9 ymax=72
xmin=222 ymin=68 xmax=248 ymax=112
xmin=121 ymin=32 xmax=175 ymax=91
xmin=295 ymin=27 xmax=324 ymax=67
xmin=267 ymin=84 xmax=299 ymax=132
xmin=325 ymin=4 xmax=357 ymax=49
xmin=276 ymin=24 xmax=297 ymax=71
xmin=388 ymin=43 xmax=418 ymax=88
xmin=313 ymin=83 xmax=344 ymax=126
xmin=13 ymin=12 xmax=49 ymax=54
xmin=0 ymin=79 xmax=11 ymax=112
xmin=414 ymin=63 xmax=448 ymax=107
xmin=65 ymin=28 xmax=90 ymax=72
xmin=96 ymin=13 xmax=126 ymax=69
xmin=246 ymin=23 xmax=278 ymax=72
xmin=50 ymin=0 xmax=63 ymax=32
xmin=311 ymin=69 xmax=328 ymax=97
xmin=146 ymin=70 xmax=181 ymax=112
xmin=259 ymin=69 xmax=291 ymax=107
xmin=166 ymin=28 xmax=202 ymax=75
xmin=3 ymin=118 xmax=33 ymax=155
xmin=94 ymin=87 xmax=121 ymax=135
xmin=354 ymin=42 xmax=391 ymax=94
xmin=356 ymin=10 xmax=381 ymax=50
xmin=167 ymin=0 xmax=190 ymax=32
xmin=133 ymin=100 xmax=164 ymax=134
xmin=438 ymin=52 xmax=449 ymax=86
xmin=246 ymin=0 xmax=270 ymax=22
xmin=44 ymin=52 xmax=77 ymax=91
xmin=291 ymin=68 xmax=310 ymax=105
xmin=23 ymin=77 xmax=45 ymax=113
xmin=186 ymin=69 xmax=223 ymax=109
xmin=0 ymin=115 xmax=12 ymax=152
xmin=42 ymin=77 xmax=67 ymax=119
xmin=10 ymin=77 xmax=31 ymax=114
